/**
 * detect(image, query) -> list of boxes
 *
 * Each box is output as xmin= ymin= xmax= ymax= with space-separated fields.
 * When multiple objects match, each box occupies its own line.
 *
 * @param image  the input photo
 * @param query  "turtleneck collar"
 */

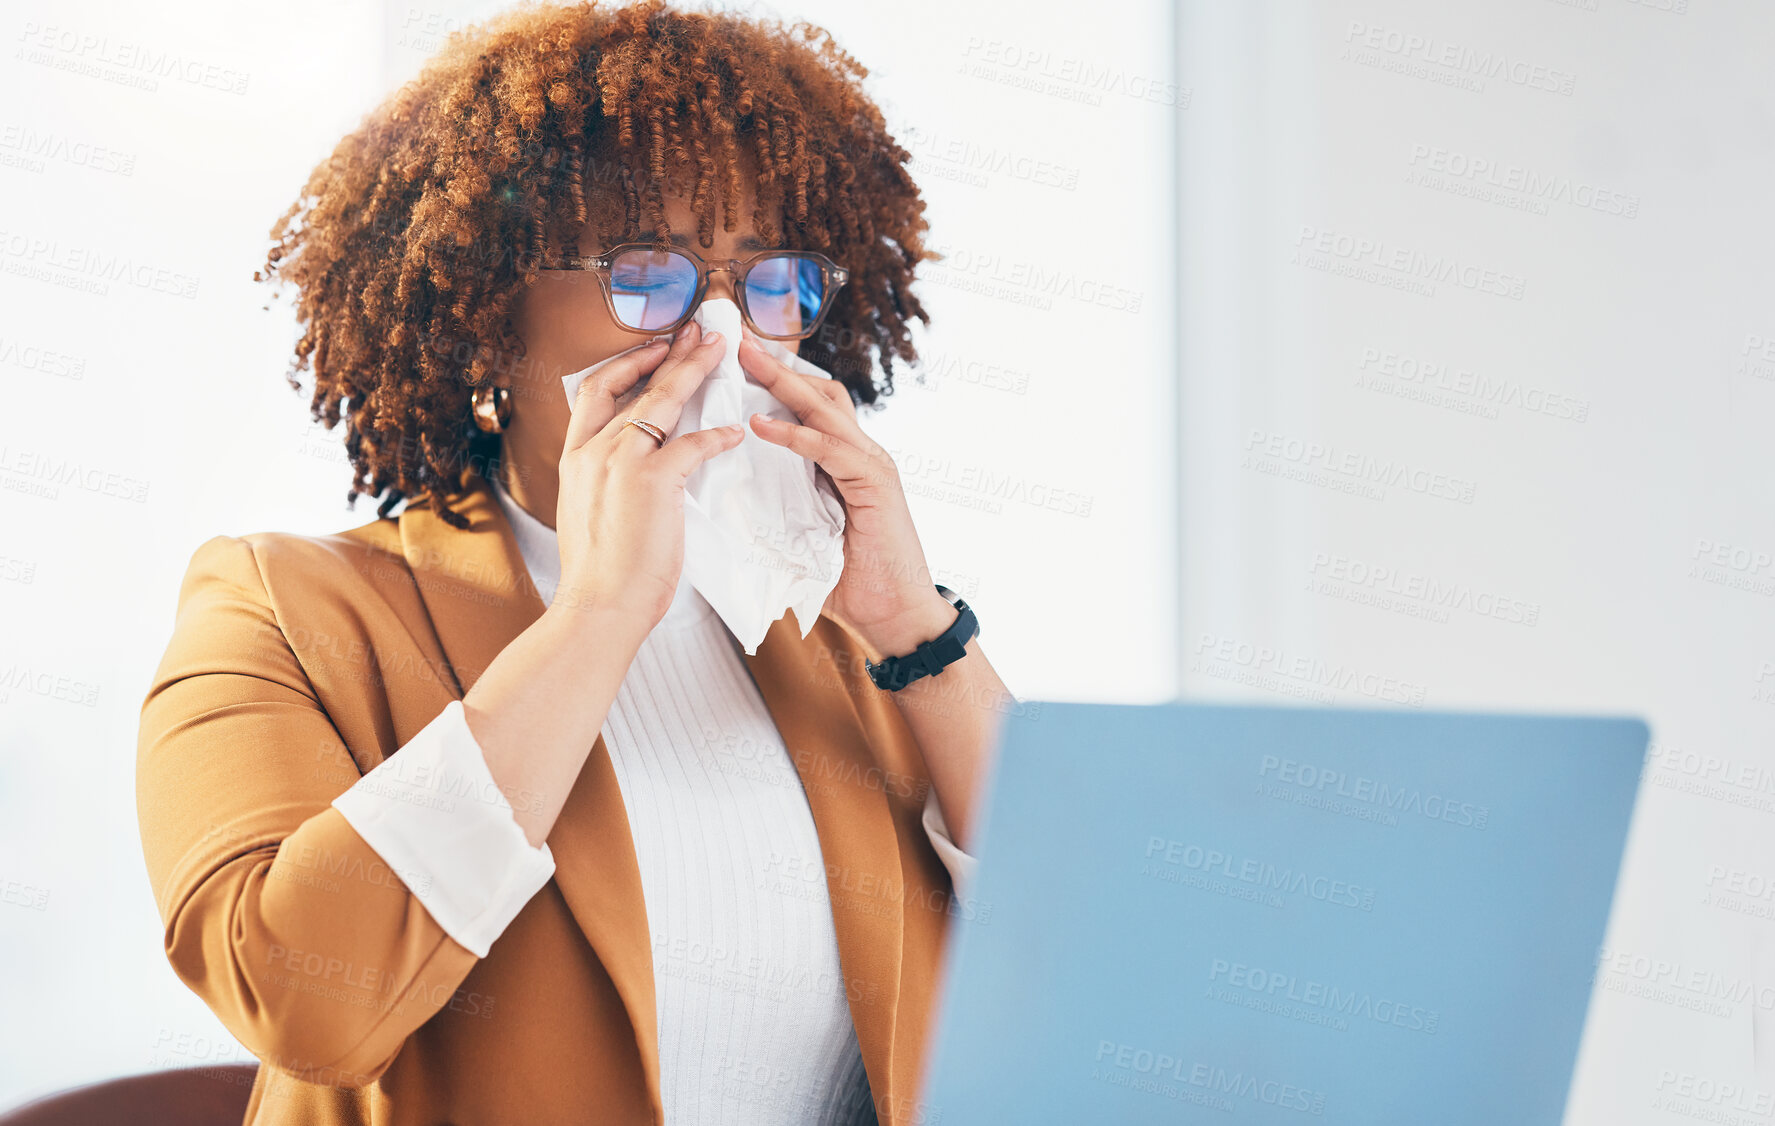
xmin=487 ymin=472 xmax=564 ymax=607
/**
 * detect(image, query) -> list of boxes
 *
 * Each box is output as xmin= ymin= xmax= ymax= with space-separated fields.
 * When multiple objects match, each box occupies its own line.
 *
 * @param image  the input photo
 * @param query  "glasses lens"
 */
xmin=608 ymin=248 xmax=699 ymax=331
xmin=744 ymin=255 xmax=828 ymax=338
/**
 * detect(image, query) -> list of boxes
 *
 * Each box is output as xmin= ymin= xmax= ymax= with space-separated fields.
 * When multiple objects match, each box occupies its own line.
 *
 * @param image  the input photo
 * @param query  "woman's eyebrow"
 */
xmin=634 ymin=230 xmax=783 ymax=252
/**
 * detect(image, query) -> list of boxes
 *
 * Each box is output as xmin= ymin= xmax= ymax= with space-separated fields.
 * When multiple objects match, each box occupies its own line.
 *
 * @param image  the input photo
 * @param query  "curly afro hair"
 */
xmin=256 ymin=0 xmax=936 ymax=528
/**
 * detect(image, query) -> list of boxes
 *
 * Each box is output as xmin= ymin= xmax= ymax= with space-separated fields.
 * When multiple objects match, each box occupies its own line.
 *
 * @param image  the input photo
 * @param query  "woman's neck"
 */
xmin=495 ymin=418 xmax=561 ymax=531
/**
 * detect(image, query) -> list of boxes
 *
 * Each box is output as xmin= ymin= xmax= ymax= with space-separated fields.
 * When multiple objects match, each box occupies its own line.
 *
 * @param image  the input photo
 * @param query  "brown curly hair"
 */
xmin=255 ymin=0 xmax=935 ymax=528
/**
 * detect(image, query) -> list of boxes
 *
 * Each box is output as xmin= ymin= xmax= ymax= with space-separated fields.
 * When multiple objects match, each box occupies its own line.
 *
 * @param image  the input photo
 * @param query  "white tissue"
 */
xmin=559 ymin=297 xmax=847 ymax=655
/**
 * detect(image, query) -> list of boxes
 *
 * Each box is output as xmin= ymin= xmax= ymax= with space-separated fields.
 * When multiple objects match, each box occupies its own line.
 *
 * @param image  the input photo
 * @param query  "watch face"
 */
xmin=934 ymin=585 xmax=979 ymax=642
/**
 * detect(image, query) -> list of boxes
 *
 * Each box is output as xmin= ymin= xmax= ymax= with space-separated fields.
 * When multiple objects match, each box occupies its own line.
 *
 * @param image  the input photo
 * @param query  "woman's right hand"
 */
xmin=553 ymin=319 xmax=745 ymax=632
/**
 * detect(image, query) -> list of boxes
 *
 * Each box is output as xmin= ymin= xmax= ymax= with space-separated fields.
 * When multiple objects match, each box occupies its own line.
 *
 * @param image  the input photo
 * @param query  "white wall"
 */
xmin=0 ymin=0 xmax=392 ymax=1103
xmin=0 ymin=0 xmax=1176 ymax=1106
xmin=1178 ymin=2 xmax=1775 ymax=1122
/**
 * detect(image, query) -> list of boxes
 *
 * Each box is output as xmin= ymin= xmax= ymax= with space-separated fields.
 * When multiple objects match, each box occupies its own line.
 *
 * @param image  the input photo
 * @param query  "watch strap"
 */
xmin=864 ymin=586 xmax=980 ymax=692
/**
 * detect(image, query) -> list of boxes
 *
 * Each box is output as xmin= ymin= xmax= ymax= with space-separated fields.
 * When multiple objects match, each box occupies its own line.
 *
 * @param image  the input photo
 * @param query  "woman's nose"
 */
xmin=704 ymin=267 xmax=739 ymax=305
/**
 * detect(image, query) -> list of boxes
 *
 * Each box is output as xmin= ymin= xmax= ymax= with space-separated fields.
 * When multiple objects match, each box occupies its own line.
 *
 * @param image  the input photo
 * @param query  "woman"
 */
xmin=135 ymin=3 xmax=1013 ymax=1123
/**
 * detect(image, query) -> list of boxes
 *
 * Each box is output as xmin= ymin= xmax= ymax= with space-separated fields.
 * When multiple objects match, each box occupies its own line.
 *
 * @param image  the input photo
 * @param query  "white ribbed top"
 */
xmin=490 ymin=477 xmax=877 ymax=1126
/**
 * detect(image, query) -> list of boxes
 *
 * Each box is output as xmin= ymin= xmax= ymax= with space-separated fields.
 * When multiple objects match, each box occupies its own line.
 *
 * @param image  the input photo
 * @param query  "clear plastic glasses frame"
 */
xmin=539 ymin=242 xmax=851 ymax=341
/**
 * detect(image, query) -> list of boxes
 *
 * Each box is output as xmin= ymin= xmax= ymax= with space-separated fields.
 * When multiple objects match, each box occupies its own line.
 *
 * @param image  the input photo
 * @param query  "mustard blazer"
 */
xmin=136 ymin=468 xmax=959 ymax=1125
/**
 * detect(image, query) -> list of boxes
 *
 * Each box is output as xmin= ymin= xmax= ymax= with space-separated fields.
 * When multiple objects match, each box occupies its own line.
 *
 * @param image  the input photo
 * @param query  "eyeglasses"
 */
xmin=537 ymin=242 xmax=850 ymax=341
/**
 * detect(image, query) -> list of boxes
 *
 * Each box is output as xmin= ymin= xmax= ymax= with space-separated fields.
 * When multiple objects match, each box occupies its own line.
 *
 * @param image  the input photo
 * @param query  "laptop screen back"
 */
xmin=918 ymin=701 xmax=1646 ymax=1125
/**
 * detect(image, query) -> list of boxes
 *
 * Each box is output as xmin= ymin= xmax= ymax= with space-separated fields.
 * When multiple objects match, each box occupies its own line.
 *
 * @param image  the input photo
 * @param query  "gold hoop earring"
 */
xmin=471 ymin=385 xmax=513 ymax=433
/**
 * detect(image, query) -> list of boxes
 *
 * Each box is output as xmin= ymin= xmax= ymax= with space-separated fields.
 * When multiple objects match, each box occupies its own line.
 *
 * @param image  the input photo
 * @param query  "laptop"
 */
xmin=917 ymin=701 xmax=1647 ymax=1125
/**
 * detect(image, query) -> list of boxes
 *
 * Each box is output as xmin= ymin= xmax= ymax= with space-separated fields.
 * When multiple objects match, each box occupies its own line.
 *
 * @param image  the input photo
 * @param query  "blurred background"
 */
xmin=1 ymin=0 xmax=1770 ymax=1121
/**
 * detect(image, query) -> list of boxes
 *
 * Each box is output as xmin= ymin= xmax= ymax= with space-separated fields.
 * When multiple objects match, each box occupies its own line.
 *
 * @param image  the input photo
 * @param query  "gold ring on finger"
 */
xmin=621 ymin=417 xmax=668 ymax=447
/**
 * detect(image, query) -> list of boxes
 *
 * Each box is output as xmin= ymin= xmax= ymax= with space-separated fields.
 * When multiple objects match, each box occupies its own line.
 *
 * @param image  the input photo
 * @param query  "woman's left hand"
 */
xmin=737 ymin=326 xmax=956 ymax=660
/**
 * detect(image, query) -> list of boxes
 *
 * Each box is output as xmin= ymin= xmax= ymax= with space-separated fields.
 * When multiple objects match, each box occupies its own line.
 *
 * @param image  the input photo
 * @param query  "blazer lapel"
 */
xmin=742 ymin=627 xmax=906 ymax=1124
xmin=399 ymin=471 xmax=908 ymax=1126
xmin=397 ymin=476 xmax=665 ymax=1119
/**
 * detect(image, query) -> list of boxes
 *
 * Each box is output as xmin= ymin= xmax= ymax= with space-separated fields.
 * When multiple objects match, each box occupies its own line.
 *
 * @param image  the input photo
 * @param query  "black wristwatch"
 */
xmin=864 ymin=585 xmax=980 ymax=692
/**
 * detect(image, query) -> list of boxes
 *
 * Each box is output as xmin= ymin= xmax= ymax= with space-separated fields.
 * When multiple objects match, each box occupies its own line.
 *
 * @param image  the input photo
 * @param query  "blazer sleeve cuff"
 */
xmin=921 ymin=787 xmax=978 ymax=897
xmin=332 ymin=699 xmax=555 ymax=959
